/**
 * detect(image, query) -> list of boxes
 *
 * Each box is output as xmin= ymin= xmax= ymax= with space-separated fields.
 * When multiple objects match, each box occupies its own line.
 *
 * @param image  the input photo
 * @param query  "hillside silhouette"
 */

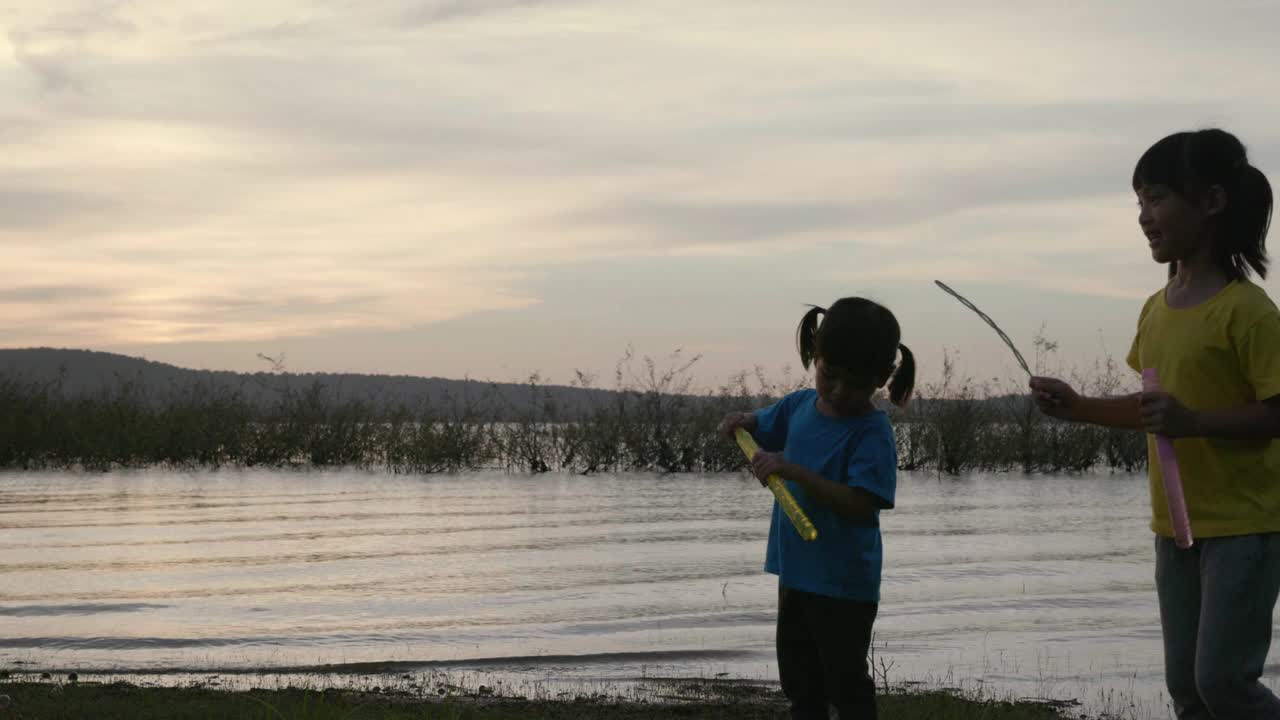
xmin=0 ymin=348 xmax=629 ymax=420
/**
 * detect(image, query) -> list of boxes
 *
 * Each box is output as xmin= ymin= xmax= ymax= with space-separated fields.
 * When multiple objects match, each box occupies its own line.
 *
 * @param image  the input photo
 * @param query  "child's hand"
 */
xmin=717 ymin=411 xmax=754 ymax=438
xmin=750 ymin=450 xmax=788 ymax=487
xmin=1029 ymin=376 xmax=1078 ymax=420
xmin=1140 ymin=391 xmax=1198 ymax=437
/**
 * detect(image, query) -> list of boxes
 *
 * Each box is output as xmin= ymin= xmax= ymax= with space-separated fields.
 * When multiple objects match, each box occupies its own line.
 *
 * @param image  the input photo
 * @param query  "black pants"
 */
xmin=777 ymin=585 xmax=878 ymax=720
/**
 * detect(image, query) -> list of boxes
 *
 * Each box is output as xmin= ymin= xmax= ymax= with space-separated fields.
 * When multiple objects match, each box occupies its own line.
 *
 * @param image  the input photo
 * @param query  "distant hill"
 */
xmin=0 ymin=348 xmax=1048 ymax=421
xmin=0 ymin=348 xmax=635 ymax=420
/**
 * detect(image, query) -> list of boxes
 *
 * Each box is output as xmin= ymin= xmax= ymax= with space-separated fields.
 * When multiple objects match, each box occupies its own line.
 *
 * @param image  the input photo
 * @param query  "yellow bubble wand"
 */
xmin=735 ymin=428 xmax=819 ymax=542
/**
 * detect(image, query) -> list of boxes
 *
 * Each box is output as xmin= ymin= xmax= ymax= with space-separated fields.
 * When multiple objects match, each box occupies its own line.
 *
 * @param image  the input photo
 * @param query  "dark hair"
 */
xmin=1131 ymin=128 xmax=1273 ymax=280
xmin=796 ymin=297 xmax=915 ymax=407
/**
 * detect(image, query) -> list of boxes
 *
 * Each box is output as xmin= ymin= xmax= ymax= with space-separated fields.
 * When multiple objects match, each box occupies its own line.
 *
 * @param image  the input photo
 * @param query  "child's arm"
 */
xmin=717 ymin=411 xmax=758 ymax=438
xmin=1029 ymin=376 xmax=1142 ymax=430
xmin=750 ymin=452 xmax=882 ymax=521
xmin=724 ymin=392 xmax=809 ymax=451
xmin=1141 ymin=393 xmax=1280 ymax=439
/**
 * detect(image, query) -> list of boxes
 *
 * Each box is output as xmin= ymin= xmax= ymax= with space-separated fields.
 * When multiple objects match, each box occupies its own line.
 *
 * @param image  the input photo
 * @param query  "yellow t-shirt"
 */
xmin=1126 ymin=280 xmax=1280 ymax=537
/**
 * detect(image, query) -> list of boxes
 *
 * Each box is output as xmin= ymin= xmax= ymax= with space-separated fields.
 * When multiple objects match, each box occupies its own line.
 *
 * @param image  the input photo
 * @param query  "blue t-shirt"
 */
xmin=753 ymin=388 xmax=897 ymax=603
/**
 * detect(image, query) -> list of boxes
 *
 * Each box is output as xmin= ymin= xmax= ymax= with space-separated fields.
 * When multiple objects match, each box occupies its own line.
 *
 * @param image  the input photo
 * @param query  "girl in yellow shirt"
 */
xmin=1031 ymin=128 xmax=1280 ymax=720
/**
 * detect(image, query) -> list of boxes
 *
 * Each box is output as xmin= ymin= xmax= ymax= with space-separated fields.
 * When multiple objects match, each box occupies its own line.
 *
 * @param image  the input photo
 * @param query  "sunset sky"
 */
xmin=5 ymin=1 xmax=1279 ymax=390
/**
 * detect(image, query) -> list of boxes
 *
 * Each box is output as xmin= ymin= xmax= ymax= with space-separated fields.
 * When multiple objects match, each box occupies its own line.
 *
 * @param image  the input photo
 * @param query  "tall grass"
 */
xmin=0 ymin=348 xmax=1145 ymax=475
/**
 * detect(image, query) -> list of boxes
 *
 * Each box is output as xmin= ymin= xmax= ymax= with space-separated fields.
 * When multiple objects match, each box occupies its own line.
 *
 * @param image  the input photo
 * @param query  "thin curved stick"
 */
xmin=934 ymin=280 xmax=1031 ymax=376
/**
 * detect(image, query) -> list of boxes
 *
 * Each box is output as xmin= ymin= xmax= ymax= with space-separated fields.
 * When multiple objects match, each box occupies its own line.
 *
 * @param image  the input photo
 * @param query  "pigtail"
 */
xmin=888 ymin=343 xmax=915 ymax=407
xmin=795 ymin=305 xmax=825 ymax=370
xmin=1222 ymin=163 xmax=1273 ymax=280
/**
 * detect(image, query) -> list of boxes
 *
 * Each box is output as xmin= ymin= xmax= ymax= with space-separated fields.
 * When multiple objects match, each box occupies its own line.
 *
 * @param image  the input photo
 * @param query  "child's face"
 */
xmin=1136 ymin=183 xmax=1212 ymax=265
xmin=814 ymin=357 xmax=879 ymax=416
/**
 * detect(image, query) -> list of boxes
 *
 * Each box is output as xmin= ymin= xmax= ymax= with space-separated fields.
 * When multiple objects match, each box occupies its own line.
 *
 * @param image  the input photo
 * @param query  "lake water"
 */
xmin=2 ymin=468 xmax=1277 ymax=718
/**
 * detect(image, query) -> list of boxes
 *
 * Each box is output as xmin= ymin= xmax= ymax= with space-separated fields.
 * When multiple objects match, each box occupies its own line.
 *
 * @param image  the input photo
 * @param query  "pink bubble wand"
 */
xmin=1143 ymin=368 xmax=1193 ymax=549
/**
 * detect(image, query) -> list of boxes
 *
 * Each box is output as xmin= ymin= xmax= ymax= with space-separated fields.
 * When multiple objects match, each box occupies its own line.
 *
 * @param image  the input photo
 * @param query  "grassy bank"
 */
xmin=0 ymin=677 xmax=1085 ymax=720
xmin=0 ymin=349 xmax=1145 ymax=476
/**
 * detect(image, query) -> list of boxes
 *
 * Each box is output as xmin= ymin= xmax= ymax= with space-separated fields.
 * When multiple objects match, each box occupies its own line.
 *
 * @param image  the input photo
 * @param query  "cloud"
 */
xmin=2 ymin=0 xmax=1279 ymax=376
xmin=0 ymin=285 xmax=120 ymax=303
xmin=7 ymin=3 xmax=136 ymax=92
xmin=9 ymin=32 xmax=83 ymax=92
xmin=400 ymin=0 xmax=565 ymax=26
xmin=565 ymin=200 xmax=861 ymax=248
xmin=0 ymin=273 xmax=540 ymax=346
xmin=536 ymin=130 xmax=1133 ymax=266
xmin=0 ymin=186 xmax=118 ymax=229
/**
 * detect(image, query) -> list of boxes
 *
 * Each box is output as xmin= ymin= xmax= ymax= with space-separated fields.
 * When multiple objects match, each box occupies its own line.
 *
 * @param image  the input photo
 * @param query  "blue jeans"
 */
xmin=1156 ymin=533 xmax=1280 ymax=719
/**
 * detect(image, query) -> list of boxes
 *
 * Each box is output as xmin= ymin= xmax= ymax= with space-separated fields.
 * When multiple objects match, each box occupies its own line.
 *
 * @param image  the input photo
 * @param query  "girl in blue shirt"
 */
xmin=719 ymin=296 xmax=915 ymax=720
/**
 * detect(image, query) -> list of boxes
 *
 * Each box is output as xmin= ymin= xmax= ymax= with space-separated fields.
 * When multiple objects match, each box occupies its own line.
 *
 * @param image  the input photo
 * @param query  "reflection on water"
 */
xmin=1 ymin=468 xmax=1274 ymax=717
